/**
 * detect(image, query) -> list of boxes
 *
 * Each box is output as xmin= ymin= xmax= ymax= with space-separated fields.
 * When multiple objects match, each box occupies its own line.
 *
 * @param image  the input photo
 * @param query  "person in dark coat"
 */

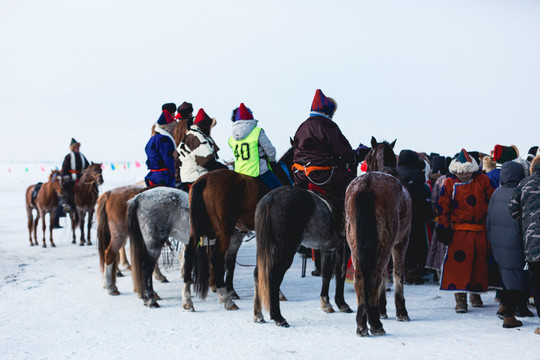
xmin=53 ymin=138 xmax=90 ymax=228
xmin=510 ymin=156 xmax=540 ymax=336
xmin=144 ymin=103 xmax=178 ymax=187
xmin=398 ymin=150 xmax=434 ymax=284
xmin=292 ymin=89 xmax=355 ymax=281
xmin=487 ymin=161 xmax=531 ymax=328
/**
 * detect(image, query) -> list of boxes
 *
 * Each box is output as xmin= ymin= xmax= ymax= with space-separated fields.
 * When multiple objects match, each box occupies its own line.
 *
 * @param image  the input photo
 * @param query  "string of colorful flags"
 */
xmin=6 ymin=161 xmax=143 ymax=174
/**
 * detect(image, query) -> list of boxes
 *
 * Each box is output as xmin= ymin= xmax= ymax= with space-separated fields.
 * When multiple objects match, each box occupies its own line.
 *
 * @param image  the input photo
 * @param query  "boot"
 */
xmin=515 ymin=303 xmax=534 ymax=317
xmin=455 ymin=293 xmax=467 ymax=313
xmin=502 ymin=315 xmax=523 ymax=328
xmin=496 ymin=303 xmax=506 ymax=320
xmin=470 ymin=293 xmax=483 ymax=307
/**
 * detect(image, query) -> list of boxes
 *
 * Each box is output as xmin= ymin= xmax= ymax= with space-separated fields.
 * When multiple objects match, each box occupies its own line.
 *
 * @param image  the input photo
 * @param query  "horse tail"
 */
xmin=127 ymin=194 xmax=147 ymax=298
xmin=255 ymin=196 xmax=277 ymax=311
xmin=355 ymin=185 xmax=378 ymax=284
xmin=96 ymin=192 xmax=111 ymax=273
xmin=190 ymin=178 xmax=210 ymax=299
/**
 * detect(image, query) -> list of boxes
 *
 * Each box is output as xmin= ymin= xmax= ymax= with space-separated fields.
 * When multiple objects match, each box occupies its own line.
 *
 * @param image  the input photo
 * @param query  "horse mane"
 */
xmin=278 ymin=147 xmax=294 ymax=169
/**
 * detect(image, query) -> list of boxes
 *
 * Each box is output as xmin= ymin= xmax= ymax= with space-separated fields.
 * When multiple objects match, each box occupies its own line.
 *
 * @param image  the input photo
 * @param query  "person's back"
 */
xmin=229 ymin=103 xmax=281 ymax=190
xmin=144 ymin=103 xmax=178 ymax=187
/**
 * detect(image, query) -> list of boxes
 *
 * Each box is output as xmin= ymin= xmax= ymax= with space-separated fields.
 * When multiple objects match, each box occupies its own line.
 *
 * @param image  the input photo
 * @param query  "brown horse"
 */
xmin=345 ymin=137 xmax=412 ymax=336
xmin=184 ymin=148 xmax=294 ymax=311
xmin=96 ymin=184 xmax=168 ymax=296
xmin=25 ymin=170 xmax=66 ymax=247
xmin=69 ymin=162 xmax=103 ymax=246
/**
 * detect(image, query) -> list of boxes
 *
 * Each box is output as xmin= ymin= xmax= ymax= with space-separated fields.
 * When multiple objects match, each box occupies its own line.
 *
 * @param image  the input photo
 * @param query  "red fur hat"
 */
xmin=194 ymin=108 xmax=211 ymax=125
xmin=234 ymin=103 xmax=254 ymax=121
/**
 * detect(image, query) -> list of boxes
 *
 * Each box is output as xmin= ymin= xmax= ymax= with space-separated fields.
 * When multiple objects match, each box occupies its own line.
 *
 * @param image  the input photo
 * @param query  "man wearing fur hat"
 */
xmin=487 ymin=144 xmax=518 ymax=187
xmin=177 ymin=108 xmax=227 ymax=190
xmin=144 ymin=103 xmax=179 ymax=188
xmin=54 ymin=138 xmax=90 ymax=227
xmin=437 ymin=149 xmax=496 ymax=313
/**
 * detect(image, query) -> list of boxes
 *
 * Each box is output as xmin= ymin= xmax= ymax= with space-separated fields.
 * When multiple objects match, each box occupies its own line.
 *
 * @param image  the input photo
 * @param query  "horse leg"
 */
xmin=354 ymin=268 xmax=369 ymax=336
xmin=378 ymin=269 xmax=388 ymax=319
xmin=103 ymin=239 xmax=119 ymax=295
xmin=225 ymin=230 xmax=244 ymax=300
xmin=141 ymin=253 xmax=159 ymax=308
xmin=86 ymin=208 xmax=94 ymax=245
xmin=27 ymin=207 xmax=34 ymax=246
xmin=392 ymin=244 xmax=410 ymax=321
xmin=70 ymin=212 xmax=77 ymax=244
xmin=116 ymin=245 xmax=130 ymax=277
xmin=33 ymin=211 xmax=40 ymax=246
xmin=48 ymin=212 xmax=56 ymax=247
xmin=182 ymin=242 xmax=195 ymax=311
xmin=153 ymin=262 xmax=168 ymax=283
xmin=334 ymin=240 xmax=353 ymax=313
xmin=253 ymin=266 xmax=265 ymax=323
xmin=213 ymin=247 xmax=238 ymax=310
xmin=320 ymin=248 xmax=335 ymax=313
xmin=269 ymin=263 xmax=290 ymax=327
xmin=39 ymin=209 xmax=47 ymax=248
xmin=79 ymin=211 xmax=86 ymax=246
xmin=366 ymin=274 xmax=386 ymax=335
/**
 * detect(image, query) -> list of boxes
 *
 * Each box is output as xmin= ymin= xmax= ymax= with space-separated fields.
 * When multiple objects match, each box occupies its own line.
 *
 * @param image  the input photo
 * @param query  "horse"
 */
xmin=253 ymin=185 xmax=351 ymax=326
xmin=69 ymin=162 xmax=103 ymax=246
xmin=127 ymin=187 xmax=191 ymax=307
xmin=25 ymin=170 xmax=66 ymax=247
xmin=345 ymin=136 xmax=412 ymax=336
xmin=184 ymin=147 xmax=294 ymax=311
xmin=96 ymin=184 xmax=169 ymax=296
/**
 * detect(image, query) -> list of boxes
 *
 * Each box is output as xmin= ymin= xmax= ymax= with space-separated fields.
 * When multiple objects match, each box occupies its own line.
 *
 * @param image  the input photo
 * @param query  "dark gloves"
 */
xmin=437 ymin=227 xmax=454 ymax=246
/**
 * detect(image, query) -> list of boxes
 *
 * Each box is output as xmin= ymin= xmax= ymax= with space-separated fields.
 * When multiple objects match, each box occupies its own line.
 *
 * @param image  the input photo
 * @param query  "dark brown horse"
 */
xmin=345 ymin=136 xmax=412 ymax=336
xmin=25 ymin=170 xmax=66 ymax=247
xmin=184 ymin=148 xmax=294 ymax=311
xmin=69 ymin=162 xmax=103 ymax=246
xmin=97 ymin=184 xmax=168 ymax=296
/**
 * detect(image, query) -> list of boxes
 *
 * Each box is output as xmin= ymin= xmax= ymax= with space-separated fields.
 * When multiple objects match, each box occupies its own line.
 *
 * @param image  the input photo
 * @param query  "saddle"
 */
xmin=31 ymin=182 xmax=43 ymax=207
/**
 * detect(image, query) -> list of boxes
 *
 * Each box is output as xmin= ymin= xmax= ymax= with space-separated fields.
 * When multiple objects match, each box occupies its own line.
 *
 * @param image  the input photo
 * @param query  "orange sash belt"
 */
xmin=452 ymin=223 xmax=486 ymax=232
xmin=69 ymin=170 xmax=80 ymax=174
xmin=150 ymin=168 xmax=169 ymax=172
xmin=292 ymin=163 xmax=334 ymax=177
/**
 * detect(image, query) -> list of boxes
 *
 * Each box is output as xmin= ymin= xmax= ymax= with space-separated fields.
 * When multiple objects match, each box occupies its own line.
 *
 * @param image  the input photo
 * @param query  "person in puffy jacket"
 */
xmin=487 ymin=161 xmax=531 ymax=328
xmin=228 ymin=103 xmax=281 ymax=190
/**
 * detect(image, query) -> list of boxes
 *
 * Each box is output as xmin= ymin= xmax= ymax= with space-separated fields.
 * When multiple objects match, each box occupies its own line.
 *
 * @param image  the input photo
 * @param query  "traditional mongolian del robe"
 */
xmin=438 ymin=172 xmax=495 ymax=292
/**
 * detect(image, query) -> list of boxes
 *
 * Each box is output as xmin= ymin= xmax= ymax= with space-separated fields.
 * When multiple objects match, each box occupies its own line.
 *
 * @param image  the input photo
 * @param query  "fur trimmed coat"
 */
xmin=438 ymin=172 xmax=495 ymax=291
xmin=177 ymin=125 xmax=220 ymax=184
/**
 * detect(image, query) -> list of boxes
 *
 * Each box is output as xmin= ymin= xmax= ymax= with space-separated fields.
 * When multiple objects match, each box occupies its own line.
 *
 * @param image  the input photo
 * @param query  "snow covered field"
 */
xmin=1 ymin=164 xmax=538 ymax=360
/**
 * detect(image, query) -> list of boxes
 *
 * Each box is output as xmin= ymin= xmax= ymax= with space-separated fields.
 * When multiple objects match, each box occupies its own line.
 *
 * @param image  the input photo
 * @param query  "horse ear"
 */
xmin=370 ymin=136 xmax=377 ymax=149
xmin=289 ymin=137 xmax=294 ymax=146
xmin=390 ymin=139 xmax=397 ymax=149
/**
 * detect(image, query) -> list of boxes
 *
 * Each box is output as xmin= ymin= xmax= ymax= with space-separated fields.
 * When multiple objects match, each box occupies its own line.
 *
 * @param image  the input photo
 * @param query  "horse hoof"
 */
xmin=42 ymin=244 xmax=46 ymax=248
xmin=275 ymin=319 xmax=290 ymax=327
xmin=279 ymin=294 xmax=288 ymax=301
xmin=51 ymin=243 xmax=56 ymax=247
xmin=357 ymin=328 xmax=369 ymax=337
xmin=72 ymin=240 xmax=76 ymax=244
xmin=155 ymin=293 xmax=161 ymax=300
xmin=159 ymin=277 xmax=169 ymax=283
xmin=87 ymin=241 xmax=92 ymax=246
xmin=226 ymin=303 xmax=239 ymax=311
xmin=148 ymin=302 xmax=160 ymax=308
xmin=108 ymin=289 xmax=120 ymax=296
xmin=182 ymin=303 xmax=195 ymax=312
xmin=116 ymin=271 xmax=124 ymax=277
xmin=79 ymin=243 xmax=84 ymax=246
xmin=380 ymin=313 xmax=388 ymax=319
xmin=29 ymin=243 xmax=34 ymax=247
xmin=254 ymin=316 xmax=266 ymax=324
xmin=339 ymin=305 xmax=353 ymax=313
xmin=370 ymin=327 xmax=386 ymax=336
xmin=397 ymin=315 xmax=410 ymax=322
xmin=322 ymin=304 xmax=335 ymax=313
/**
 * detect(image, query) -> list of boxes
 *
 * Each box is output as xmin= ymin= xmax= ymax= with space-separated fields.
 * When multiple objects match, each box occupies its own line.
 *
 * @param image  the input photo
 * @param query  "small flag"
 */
xmin=111 ymin=163 xmax=116 ymax=171
xmin=41 ymin=166 xmax=45 ymax=172
xmin=135 ymin=161 xmax=141 ymax=168
xmin=25 ymin=167 xmax=29 ymax=172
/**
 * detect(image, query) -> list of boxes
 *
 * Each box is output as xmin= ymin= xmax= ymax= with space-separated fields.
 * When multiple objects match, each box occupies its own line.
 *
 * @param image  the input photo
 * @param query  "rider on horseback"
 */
xmin=228 ymin=103 xmax=282 ymax=190
xmin=144 ymin=103 xmax=179 ymax=188
xmin=176 ymin=108 xmax=227 ymax=191
xmin=53 ymin=138 xmax=90 ymax=228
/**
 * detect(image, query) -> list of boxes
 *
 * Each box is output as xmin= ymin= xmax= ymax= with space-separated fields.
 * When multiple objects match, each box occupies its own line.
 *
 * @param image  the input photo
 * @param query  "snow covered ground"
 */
xmin=1 ymin=164 xmax=538 ymax=360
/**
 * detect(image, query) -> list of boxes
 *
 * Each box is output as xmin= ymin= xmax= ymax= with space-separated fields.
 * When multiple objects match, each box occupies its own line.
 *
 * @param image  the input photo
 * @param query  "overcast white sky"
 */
xmin=1 ymin=0 xmax=539 ymax=163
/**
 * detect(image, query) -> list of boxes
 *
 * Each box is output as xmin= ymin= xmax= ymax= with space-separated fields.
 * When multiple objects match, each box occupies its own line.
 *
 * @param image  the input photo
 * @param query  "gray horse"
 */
xmin=127 ymin=187 xmax=191 ymax=307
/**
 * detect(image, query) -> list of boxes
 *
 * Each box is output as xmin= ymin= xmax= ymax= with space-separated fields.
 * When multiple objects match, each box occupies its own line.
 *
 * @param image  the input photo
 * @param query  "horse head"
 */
xmin=365 ymin=136 xmax=397 ymax=173
xmin=87 ymin=162 xmax=104 ymax=186
xmin=49 ymin=170 xmax=65 ymax=196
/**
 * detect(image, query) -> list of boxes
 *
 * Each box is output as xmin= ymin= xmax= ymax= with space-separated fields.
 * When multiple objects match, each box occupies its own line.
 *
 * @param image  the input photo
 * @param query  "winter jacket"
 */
xmin=510 ymin=162 xmax=540 ymax=262
xmin=487 ymin=161 xmax=528 ymax=291
xmin=62 ymin=152 xmax=89 ymax=180
xmin=293 ymin=115 xmax=355 ymax=186
xmin=144 ymin=125 xmax=176 ymax=187
xmin=177 ymin=125 xmax=221 ymax=184
xmin=229 ymin=119 xmax=276 ymax=176
xmin=487 ymin=168 xmax=501 ymax=188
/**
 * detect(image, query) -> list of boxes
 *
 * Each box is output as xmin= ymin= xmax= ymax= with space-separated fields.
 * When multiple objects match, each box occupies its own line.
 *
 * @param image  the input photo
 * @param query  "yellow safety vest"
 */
xmin=228 ymin=127 xmax=262 ymax=177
